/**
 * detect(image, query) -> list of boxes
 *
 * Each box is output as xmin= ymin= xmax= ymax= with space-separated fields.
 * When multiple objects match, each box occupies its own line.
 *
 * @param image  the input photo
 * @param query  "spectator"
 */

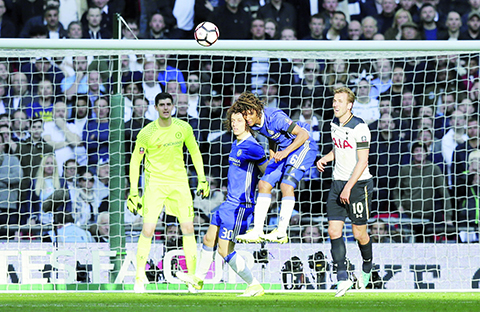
xmin=453 ymin=115 xmax=480 ymax=200
xmin=381 ymin=65 xmax=406 ymax=110
xmin=442 ymin=110 xmax=468 ymax=186
xmin=461 ymin=0 xmax=480 ymax=33
xmin=6 ymin=72 xmax=33 ymax=113
xmin=0 ymin=133 xmax=22 ymax=236
xmin=46 ymin=209 xmax=94 ymax=243
xmin=186 ymin=73 xmax=201 ymax=119
xmin=68 ymin=94 xmax=89 ymax=149
xmin=19 ymin=5 xmax=67 ymax=39
xmin=347 ymin=20 xmax=362 ymax=40
xmin=14 ymin=118 xmax=54 ymax=181
xmin=352 ymin=78 xmax=380 ymax=125
xmin=256 ymin=0 xmax=296 ymax=36
xmin=405 ymin=127 xmax=444 ymax=171
xmin=458 ymin=152 xmax=480 ymax=231
xmin=125 ymin=96 xmax=151 ymax=165
xmin=301 ymin=225 xmax=322 ymax=243
xmin=25 ymin=79 xmax=56 ymax=122
xmin=361 ymin=16 xmax=378 ymax=40
xmin=302 ymin=13 xmax=325 ymax=40
xmin=89 ymin=211 xmax=109 ymax=242
xmin=291 ymin=59 xmax=327 ymax=119
xmin=66 ymin=21 xmax=83 ymax=38
xmin=369 ymin=219 xmax=395 ymax=243
xmin=261 ymin=78 xmax=288 ymax=113
xmin=82 ymin=6 xmax=112 ymax=39
xmin=376 ymin=0 xmax=397 ymax=34
xmin=60 ymin=55 xmax=89 ymax=102
xmin=438 ymin=11 xmax=462 ymax=40
xmin=250 ymin=18 xmax=266 ymax=40
xmin=84 ymin=70 xmax=107 ymax=107
xmin=324 ymin=11 xmax=347 ymax=40
xmin=370 ymin=58 xmax=392 ymax=100
xmin=279 ymin=26 xmax=297 ymax=40
xmin=140 ymin=12 xmax=170 ymax=39
xmin=459 ymin=10 xmax=480 ymax=39
xmin=0 ymin=0 xmax=17 ymax=38
xmin=318 ymin=0 xmax=339 ymax=30
xmin=155 ymin=54 xmax=186 ymax=94
xmin=81 ymin=0 xmax=124 ymax=34
xmin=142 ymin=60 xmax=163 ymax=120
xmin=384 ymin=8 xmax=413 ymax=40
xmin=20 ymin=57 xmax=65 ymax=96
xmin=392 ymin=142 xmax=452 ymax=242
xmin=62 ymin=158 xmax=78 ymax=189
xmin=68 ymin=166 xmax=106 ymax=225
xmin=209 ymin=0 xmax=252 ymax=39
xmin=123 ymin=81 xmax=142 ymax=122
xmin=29 ymin=153 xmax=67 ymax=225
xmin=10 ymin=109 xmax=30 ymax=144
xmin=82 ymin=96 xmax=110 ymax=167
xmin=122 ymin=18 xmax=140 ymax=39
xmin=400 ymin=20 xmax=421 ymax=39
xmin=369 ymin=113 xmax=406 ymax=213
xmin=418 ymin=3 xmax=442 ymax=40
xmin=264 ymin=18 xmax=279 ymax=39
xmin=42 ymin=101 xmax=81 ymax=176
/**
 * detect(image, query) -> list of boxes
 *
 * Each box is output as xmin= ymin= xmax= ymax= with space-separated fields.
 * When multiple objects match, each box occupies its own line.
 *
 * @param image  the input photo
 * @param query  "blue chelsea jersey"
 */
xmin=226 ymin=134 xmax=267 ymax=207
xmin=251 ymin=107 xmax=317 ymax=151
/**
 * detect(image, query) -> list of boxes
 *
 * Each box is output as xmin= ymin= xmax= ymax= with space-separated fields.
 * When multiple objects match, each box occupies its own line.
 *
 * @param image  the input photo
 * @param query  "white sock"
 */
xmin=277 ymin=196 xmax=295 ymax=234
xmin=225 ymin=251 xmax=258 ymax=286
xmin=253 ymin=193 xmax=272 ymax=233
xmin=195 ymin=245 xmax=215 ymax=280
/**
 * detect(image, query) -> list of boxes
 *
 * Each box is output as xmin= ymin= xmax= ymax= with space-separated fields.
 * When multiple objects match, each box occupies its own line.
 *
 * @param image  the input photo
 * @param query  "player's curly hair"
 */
xmin=231 ymin=91 xmax=265 ymax=119
xmin=224 ymin=105 xmax=254 ymax=135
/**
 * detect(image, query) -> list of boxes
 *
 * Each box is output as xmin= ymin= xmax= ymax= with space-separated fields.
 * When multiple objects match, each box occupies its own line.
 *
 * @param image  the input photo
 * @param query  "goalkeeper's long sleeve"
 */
xmin=129 ymin=141 xmax=144 ymax=196
xmin=185 ymin=131 xmax=206 ymax=181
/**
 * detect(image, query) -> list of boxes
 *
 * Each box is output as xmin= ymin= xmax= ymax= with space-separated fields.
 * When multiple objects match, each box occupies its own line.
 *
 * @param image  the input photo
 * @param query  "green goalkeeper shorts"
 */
xmin=142 ymin=182 xmax=194 ymax=224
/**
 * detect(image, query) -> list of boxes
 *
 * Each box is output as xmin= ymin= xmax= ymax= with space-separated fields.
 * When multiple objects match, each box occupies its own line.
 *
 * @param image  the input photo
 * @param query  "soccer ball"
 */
xmin=194 ymin=21 xmax=219 ymax=47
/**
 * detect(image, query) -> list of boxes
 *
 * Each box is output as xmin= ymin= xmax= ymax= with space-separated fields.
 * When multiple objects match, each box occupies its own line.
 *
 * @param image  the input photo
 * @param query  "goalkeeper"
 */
xmin=128 ymin=92 xmax=209 ymax=293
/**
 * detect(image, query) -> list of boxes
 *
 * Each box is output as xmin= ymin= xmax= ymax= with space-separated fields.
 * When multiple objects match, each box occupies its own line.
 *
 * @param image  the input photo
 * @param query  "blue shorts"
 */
xmin=261 ymin=143 xmax=318 ymax=189
xmin=211 ymin=201 xmax=254 ymax=243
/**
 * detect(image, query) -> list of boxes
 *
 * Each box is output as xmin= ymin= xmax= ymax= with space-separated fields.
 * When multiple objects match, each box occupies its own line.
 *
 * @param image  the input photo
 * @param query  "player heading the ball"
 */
xmin=234 ymin=92 xmax=319 ymax=244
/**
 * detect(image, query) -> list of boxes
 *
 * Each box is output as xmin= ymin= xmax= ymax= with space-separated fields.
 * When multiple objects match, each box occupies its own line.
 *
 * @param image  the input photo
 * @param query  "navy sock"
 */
xmin=358 ymin=239 xmax=373 ymax=273
xmin=331 ymin=237 xmax=348 ymax=281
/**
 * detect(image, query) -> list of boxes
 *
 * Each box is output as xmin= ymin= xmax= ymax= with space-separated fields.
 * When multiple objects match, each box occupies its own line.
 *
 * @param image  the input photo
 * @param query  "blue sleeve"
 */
xmin=271 ymin=109 xmax=294 ymax=133
xmin=244 ymin=140 xmax=267 ymax=164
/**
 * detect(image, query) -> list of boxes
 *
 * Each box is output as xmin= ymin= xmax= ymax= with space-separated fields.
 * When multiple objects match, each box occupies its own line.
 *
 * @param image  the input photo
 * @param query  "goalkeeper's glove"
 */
xmin=196 ymin=180 xmax=210 ymax=199
xmin=127 ymin=195 xmax=142 ymax=215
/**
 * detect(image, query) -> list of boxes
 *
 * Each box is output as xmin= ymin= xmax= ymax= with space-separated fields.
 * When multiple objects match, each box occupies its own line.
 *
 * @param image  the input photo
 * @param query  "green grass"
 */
xmin=0 ymin=292 xmax=479 ymax=312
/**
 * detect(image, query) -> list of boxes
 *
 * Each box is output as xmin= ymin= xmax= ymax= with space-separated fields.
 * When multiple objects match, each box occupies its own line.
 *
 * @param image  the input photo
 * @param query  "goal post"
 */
xmin=0 ymin=39 xmax=479 ymax=291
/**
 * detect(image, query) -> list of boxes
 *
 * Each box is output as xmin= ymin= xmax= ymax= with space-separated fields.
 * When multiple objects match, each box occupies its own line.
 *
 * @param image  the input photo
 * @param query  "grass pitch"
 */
xmin=0 ymin=292 xmax=479 ymax=312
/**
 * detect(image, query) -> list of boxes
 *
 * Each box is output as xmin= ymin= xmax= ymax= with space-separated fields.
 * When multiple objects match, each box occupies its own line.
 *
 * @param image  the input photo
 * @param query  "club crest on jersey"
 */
xmin=139 ymin=147 xmax=145 ymax=154
xmin=237 ymin=149 xmax=242 ymax=157
xmin=361 ymin=135 xmax=367 ymax=142
xmin=333 ymin=138 xmax=353 ymax=149
xmin=268 ymin=130 xmax=274 ymax=135
xmin=175 ymin=132 xmax=182 ymax=139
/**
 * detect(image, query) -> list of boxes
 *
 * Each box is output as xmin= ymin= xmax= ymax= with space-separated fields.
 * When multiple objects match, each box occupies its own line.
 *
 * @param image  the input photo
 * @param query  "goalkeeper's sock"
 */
xmin=358 ymin=239 xmax=373 ymax=273
xmin=136 ymin=233 xmax=153 ymax=278
xmin=253 ymin=193 xmax=272 ymax=233
xmin=195 ymin=244 xmax=215 ymax=280
xmin=331 ymin=237 xmax=348 ymax=281
xmin=225 ymin=251 xmax=257 ymax=285
xmin=182 ymin=233 xmax=198 ymax=275
xmin=277 ymin=196 xmax=295 ymax=234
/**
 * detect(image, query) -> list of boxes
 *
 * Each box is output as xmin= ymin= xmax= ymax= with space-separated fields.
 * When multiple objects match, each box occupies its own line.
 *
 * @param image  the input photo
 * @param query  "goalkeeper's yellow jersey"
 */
xmin=129 ymin=118 xmax=204 ymax=188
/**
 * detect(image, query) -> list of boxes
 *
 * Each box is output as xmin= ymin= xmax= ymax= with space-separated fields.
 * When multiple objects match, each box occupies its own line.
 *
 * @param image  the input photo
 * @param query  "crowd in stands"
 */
xmin=0 ymin=0 xmax=479 ymax=245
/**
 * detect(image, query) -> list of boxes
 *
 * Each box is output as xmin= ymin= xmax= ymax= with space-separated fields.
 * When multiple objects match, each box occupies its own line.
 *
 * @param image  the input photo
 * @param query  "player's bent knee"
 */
xmin=258 ymin=180 xmax=273 ymax=193
xmin=203 ymin=233 xmax=215 ymax=246
xmin=328 ymin=229 xmax=342 ymax=240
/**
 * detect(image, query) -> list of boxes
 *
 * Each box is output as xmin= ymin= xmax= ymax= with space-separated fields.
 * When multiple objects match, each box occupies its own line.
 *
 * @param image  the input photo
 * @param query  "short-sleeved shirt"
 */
xmin=330 ymin=114 xmax=372 ymax=181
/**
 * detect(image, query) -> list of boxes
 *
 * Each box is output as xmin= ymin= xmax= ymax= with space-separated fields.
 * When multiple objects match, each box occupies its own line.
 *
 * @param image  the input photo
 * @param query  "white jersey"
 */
xmin=331 ymin=114 xmax=372 ymax=181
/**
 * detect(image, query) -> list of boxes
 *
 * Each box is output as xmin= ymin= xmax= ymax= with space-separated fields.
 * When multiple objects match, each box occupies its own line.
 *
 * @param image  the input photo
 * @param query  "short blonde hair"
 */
xmin=334 ymin=86 xmax=356 ymax=104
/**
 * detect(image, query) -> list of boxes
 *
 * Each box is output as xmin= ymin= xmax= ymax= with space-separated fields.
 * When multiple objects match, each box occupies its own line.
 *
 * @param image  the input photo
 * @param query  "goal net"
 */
xmin=0 ymin=39 xmax=479 ymax=291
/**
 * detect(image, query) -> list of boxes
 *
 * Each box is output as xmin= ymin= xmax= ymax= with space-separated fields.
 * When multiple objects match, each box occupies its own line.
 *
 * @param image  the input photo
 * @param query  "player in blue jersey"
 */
xmin=176 ymin=106 xmax=268 ymax=297
xmin=316 ymin=87 xmax=374 ymax=297
xmin=233 ymin=92 xmax=319 ymax=243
